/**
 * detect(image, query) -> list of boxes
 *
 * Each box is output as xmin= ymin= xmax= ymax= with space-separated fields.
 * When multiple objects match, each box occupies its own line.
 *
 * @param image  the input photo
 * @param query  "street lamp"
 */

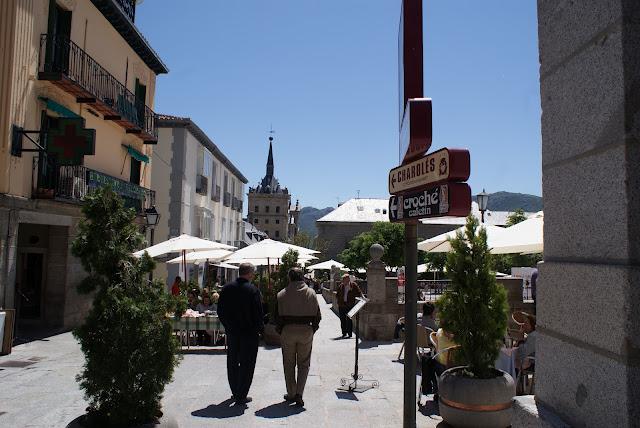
xmin=144 ymin=206 xmax=160 ymax=281
xmin=477 ymin=189 xmax=489 ymax=223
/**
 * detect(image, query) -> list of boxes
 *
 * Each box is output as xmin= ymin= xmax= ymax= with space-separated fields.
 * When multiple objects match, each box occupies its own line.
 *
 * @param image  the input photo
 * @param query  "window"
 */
xmin=276 ymin=206 xmax=280 ymax=213
xmin=231 ymin=177 xmax=236 ymax=199
xmin=255 ymin=205 xmax=259 ymax=213
xmin=265 ymin=219 xmax=269 ymax=224
xmin=275 ymin=230 xmax=280 ymax=238
xmin=275 ymin=219 xmax=280 ymax=224
xmin=130 ymin=159 xmax=141 ymax=185
xmin=254 ymin=218 xmax=259 ymax=224
xmin=211 ymin=161 xmax=218 ymax=189
xmin=265 ymin=206 xmax=270 ymax=213
xmin=224 ymin=171 xmax=229 ymax=193
xmin=203 ymin=150 xmax=213 ymax=177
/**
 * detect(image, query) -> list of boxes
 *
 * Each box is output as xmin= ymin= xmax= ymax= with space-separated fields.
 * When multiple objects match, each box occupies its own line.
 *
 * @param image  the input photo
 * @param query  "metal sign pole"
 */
xmin=403 ymin=221 xmax=418 ymax=428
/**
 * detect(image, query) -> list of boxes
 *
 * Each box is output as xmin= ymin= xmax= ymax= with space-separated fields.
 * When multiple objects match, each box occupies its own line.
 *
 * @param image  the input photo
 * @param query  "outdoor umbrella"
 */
xmin=306 ymin=259 xmax=345 ymax=270
xmin=488 ymin=214 xmax=543 ymax=255
xmin=418 ymin=224 xmax=510 ymax=253
xmin=165 ymin=249 xmax=233 ymax=264
xmin=223 ymin=239 xmax=319 ymax=284
xmin=133 ymin=234 xmax=236 ymax=280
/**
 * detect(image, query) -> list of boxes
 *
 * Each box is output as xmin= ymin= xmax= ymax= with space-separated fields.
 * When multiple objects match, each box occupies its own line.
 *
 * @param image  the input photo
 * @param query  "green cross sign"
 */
xmin=47 ymin=118 xmax=95 ymax=165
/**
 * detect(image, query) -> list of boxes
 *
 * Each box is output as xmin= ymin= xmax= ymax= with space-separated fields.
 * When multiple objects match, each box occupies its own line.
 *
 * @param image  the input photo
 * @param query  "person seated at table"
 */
xmin=197 ymin=294 xmax=216 ymax=313
xmin=170 ymin=276 xmax=182 ymax=296
xmin=196 ymin=294 xmax=216 ymax=345
xmin=394 ymin=302 xmax=438 ymax=339
xmin=422 ymin=322 xmax=458 ymax=399
xmin=512 ymin=312 xmax=536 ymax=370
xmin=211 ymin=292 xmax=220 ymax=310
xmin=186 ymin=291 xmax=198 ymax=311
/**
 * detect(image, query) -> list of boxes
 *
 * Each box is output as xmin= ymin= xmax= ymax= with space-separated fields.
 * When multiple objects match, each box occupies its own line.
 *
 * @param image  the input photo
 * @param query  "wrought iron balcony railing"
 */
xmin=223 ymin=192 xmax=231 ymax=207
xmin=115 ymin=0 xmax=136 ymax=22
xmin=212 ymin=185 xmax=221 ymax=202
xmin=33 ymin=157 xmax=155 ymax=213
xmin=38 ymin=33 xmax=157 ymax=143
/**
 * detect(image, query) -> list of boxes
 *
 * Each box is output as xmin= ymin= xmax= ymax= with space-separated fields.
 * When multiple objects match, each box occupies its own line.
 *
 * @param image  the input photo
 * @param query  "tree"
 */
xmin=72 ymin=187 xmax=179 ymax=427
xmin=338 ymin=222 xmax=405 ymax=269
xmin=437 ymin=215 xmax=509 ymax=379
xmin=290 ymin=231 xmax=313 ymax=249
xmin=505 ymin=208 xmax=527 ymax=226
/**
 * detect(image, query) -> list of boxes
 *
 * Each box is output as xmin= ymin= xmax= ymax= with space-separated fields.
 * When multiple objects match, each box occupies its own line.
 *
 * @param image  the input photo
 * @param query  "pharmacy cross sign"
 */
xmin=47 ymin=118 xmax=96 ymax=165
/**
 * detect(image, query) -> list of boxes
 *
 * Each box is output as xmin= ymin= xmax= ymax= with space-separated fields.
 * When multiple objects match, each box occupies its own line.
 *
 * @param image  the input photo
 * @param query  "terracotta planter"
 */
xmin=438 ymin=367 xmax=515 ymax=428
xmin=263 ymin=323 xmax=281 ymax=347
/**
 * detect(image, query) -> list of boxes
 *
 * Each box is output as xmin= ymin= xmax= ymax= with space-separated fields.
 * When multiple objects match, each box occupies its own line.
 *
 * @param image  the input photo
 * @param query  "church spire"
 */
xmin=266 ymin=136 xmax=274 ymax=179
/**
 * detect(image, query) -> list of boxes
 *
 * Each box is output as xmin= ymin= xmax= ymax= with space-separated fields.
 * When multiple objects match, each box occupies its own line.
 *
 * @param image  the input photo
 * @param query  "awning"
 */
xmin=39 ymin=97 xmax=80 ymax=118
xmin=122 ymin=144 xmax=149 ymax=163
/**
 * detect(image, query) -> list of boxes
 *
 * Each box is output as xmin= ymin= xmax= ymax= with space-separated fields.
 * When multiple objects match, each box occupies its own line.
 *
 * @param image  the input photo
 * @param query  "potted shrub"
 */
xmin=436 ymin=216 xmax=515 ymax=427
xmin=261 ymin=249 xmax=300 ymax=346
xmin=71 ymin=187 xmax=179 ymax=427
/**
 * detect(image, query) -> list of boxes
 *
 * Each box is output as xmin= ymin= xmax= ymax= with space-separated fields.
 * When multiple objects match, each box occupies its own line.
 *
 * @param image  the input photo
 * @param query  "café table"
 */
xmin=171 ymin=315 xmax=225 ymax=349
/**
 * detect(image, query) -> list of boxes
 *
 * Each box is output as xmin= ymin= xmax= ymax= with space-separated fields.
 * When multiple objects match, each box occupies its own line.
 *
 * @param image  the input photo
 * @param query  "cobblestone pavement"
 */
xmin=0 ymin=296 xmax=443 ymax=427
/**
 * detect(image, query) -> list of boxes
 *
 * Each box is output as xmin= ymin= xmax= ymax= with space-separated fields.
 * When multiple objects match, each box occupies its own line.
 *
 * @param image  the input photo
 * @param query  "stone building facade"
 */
xmin=0 ymin=0 xmax=165 ymax=335
xmin=247 ymin=136 xmax=299 ymax=241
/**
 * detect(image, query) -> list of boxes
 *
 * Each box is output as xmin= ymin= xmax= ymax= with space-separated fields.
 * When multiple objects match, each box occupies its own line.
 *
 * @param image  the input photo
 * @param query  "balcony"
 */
xmin=223 ymin=192 xmax=231 ymax=207
xmin=212 ymin=185 xmax=221 ymax=202
xmin=195 ymin=174 xmax=208 ymax=196
xmin=38 ymin=34 xmax=158 ymax=143
xmin=33 ymin=157 xmax=155 ymax=213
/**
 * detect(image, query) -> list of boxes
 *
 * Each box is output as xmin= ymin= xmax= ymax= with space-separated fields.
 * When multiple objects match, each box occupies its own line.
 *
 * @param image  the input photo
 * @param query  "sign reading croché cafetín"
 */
xmin=389 ymin=182 xmax=471 ymax=222
xmin=388 ymin=148 xmax=470 ymax=194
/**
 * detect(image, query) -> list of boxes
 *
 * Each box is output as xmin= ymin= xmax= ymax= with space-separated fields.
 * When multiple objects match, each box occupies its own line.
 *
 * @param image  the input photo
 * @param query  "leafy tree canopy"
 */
xmin=338 ymin=222 xmax=405 ymax=269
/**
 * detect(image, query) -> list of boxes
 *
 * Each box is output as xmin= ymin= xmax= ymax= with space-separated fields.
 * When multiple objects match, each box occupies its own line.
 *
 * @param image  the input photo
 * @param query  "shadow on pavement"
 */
xmin=254 ymin=401 xmax=305 ymax=418
xmin=335 ymin=390 xmax=358 ymax=401
xmin=191 ymin=398 xmax=246 ymax=419
xmin=418 ymin=398 xmax=440 ymax=417
xmin=179 ymin=348 xmax=227 ymax=355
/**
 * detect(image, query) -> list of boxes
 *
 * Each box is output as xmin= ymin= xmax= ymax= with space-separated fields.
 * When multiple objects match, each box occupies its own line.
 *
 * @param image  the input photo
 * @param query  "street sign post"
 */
xmin=389 ymin=148 xmax=470 ymax=194
xmin=399 ymin=98 xmax=432 ymax=164
xmin=389 ymin=183 xmax=471 ymax=223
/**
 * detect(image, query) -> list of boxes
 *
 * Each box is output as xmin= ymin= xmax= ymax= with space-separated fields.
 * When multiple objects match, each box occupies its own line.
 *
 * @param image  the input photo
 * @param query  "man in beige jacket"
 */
xmin=275 ymin=268 xmax=321 ymax=407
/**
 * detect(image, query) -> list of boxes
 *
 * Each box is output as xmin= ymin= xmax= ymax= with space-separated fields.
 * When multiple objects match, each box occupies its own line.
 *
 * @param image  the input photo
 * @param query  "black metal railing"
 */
xmin=212 ymin=185 xmax=221 ymax=202
xmin=115 ymin=0 xmax=136 ymax=22
xmin=223 ymin=191 xmax=231 ymax=207
xmin=38 ymin=33 xmax=157 ymax=140
xmin=196 ymin=174 xmax=208 ymax=195
xmin=418 ymin=280 xmax=450 ymax=301
xmin=33 ymin=157 xmax=154 ymax=213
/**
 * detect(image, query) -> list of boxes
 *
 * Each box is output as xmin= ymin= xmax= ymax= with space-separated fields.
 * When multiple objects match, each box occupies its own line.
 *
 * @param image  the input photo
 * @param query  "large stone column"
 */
xmin=535 ymin=1 xmax=640 ymax=426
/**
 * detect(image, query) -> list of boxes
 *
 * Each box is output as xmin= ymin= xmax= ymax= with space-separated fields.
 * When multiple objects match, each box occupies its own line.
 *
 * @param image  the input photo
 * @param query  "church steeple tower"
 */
xmin=266 ymin=136 xmax=274 ymax=180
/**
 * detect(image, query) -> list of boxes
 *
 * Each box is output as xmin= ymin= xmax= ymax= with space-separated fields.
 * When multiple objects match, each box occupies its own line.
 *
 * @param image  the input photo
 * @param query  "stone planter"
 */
xmin=263 ymin=323 xmax=281 ymax=347
xmin=438 ymin=367 xmax=515 ymax=428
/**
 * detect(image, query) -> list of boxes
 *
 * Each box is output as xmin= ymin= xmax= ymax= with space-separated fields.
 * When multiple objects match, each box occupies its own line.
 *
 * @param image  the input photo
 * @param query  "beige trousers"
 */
xmin=280 ymin=324 xmax=314 ymax=397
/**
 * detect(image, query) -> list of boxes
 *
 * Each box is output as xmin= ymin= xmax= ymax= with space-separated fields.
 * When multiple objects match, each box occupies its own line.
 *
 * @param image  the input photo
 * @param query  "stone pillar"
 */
xmin=535 ymin=2 xmax=640 ymax=426
xmin=366 ymin=244 xmax=386 ymax=303
xmin=358 ymin=244 xmax=401 ymax=340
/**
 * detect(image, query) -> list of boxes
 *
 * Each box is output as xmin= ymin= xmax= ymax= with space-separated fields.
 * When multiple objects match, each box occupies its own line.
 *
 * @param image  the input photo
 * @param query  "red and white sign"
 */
xmin=389 ymin=148 xmax=470 ymax=194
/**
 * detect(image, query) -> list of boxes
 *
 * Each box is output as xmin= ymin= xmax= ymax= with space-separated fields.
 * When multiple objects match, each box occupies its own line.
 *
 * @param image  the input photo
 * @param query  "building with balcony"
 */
xmin=247 ymin=136 xmax=300 ymax=241
xmin=0 ymin=0 xmax=166 ymax=336
xmin=151 ymin=115 xmax=247 ymax=285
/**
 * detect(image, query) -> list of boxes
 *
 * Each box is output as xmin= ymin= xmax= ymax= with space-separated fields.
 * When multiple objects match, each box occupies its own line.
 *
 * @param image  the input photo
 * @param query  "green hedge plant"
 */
xmin=72 ymin=187 xmax=179 ymax=426
xmin=437 ymin=215 xmax=509 ymax=379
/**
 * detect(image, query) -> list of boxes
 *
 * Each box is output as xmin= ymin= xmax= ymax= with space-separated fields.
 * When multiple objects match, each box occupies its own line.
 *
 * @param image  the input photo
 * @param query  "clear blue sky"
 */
xmin=137 ymin=0 xmax=541 ymax=209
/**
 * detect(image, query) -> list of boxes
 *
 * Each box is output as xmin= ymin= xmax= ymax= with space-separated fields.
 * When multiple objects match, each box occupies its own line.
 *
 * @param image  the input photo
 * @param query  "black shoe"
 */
xmin=283 ymin=394 xmax=295 ymax=402
xmin=234 ymin=396 xmax=252 ymax=404
xmin=348 ymin=334 xmax=352 ymax=338
xmin=294 ymin=394 xmax=304 ymax=407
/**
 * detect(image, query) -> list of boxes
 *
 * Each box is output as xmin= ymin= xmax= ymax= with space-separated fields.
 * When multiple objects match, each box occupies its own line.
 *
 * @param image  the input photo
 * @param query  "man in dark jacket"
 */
xmin=336 ymin=274 xmax=363 ymax=338
xmin=274 ymin=268 xmax=321 ymax=407
xmin=217 ymin=263 xmax=263 ymax=404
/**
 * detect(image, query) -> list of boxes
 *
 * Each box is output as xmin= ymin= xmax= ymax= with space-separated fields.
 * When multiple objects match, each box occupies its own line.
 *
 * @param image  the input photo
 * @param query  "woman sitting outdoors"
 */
xmin=513 ymin=312 xmax=536 ymax=370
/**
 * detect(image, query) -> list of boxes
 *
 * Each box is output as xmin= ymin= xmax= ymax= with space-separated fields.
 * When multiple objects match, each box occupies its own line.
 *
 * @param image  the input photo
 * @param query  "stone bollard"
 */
xmin=358 ymin=244 xmax=401 ymax=340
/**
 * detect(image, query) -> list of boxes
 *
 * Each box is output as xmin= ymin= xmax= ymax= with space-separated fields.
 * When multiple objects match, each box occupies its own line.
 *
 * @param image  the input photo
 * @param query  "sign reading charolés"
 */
xmin=389 ymin=183 xmax=471 ymax=222
xmin=388 ymin=148 xmax=470 ymax=194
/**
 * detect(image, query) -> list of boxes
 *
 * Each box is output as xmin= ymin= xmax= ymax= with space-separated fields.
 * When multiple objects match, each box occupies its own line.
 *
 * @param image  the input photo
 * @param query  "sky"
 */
xmin=137 ymin=0 xmax=542 ymax=209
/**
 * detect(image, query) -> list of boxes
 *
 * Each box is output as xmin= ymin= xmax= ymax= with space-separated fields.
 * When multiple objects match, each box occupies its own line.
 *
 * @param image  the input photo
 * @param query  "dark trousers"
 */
xmin=421 ymin=356 xmax=446 ymax=395
xmin=226 ymin=333 xmax=259 ymax=399
xmin=339 ymin=306 xmax=353 ymax=336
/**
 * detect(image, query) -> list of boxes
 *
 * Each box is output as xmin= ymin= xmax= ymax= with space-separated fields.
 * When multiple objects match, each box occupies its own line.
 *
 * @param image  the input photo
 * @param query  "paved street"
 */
xmin=0 ymin=296 xmax=443 ymax=427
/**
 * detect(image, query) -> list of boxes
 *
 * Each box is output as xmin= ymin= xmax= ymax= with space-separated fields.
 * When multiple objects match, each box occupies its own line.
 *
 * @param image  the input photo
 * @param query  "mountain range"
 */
xmin=297 ymin=191 xmax=542 ymax=237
